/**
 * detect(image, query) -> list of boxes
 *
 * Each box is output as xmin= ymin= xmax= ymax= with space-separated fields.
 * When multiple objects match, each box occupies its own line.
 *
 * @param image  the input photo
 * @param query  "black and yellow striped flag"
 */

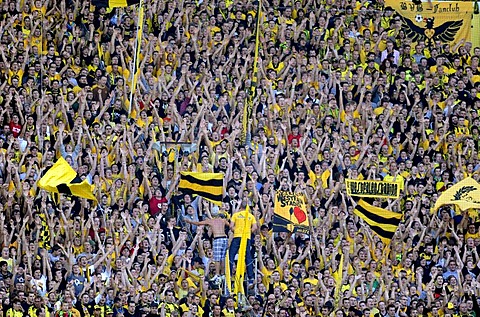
xmin=353 ymin=199 xmax=401 ymax=244
xmin=91 ymin=0 xmax=139 ymax=8
xmin=178 ymin=172 xmax=223 ymax=206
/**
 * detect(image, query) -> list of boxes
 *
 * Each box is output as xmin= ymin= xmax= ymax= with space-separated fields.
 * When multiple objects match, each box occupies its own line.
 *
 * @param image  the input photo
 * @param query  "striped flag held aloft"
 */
xmin=353 ymin=198 xmax=402 ymax=245
xmin=178 ymin=172 xmax=224 ymax=206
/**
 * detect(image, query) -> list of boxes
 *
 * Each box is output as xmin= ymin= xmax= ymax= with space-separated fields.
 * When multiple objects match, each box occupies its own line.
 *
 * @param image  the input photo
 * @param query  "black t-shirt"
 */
xmin=124 ymin=309 xmax=139 ymax=317
xmin=462 ymin=266 xmax=480 ymax=279
xmin=109 ymin=106 xmax=128 ymax=124
xmin=227 ymin=179 xmax=242 ymax=192
xmin=202 ymin=300 xmax=213 ymax=317
xmin=223 ymin=194 xmax=240 ymax=211
xmin=285 ymin=159 xmax=309 ymax=181
xmin=0 ymin=270 xmax=12 ymax=280
xmin=75 ymin=302 xmax=94 ymax=317
xmin=214 ymin=165 xmax=228 ymax=174
xmin=21 ymin=302 xmax=33 ymax=313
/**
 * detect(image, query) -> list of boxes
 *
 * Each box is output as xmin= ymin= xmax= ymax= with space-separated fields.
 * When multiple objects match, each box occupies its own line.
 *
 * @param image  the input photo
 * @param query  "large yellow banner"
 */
xmin=386 ymin=0 xmax=473 ymax=46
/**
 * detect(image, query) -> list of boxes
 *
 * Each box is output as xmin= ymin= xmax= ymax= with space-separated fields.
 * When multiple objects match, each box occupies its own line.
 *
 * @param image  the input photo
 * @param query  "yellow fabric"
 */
xmin=178 ymin=172 xmax=224 ymax=206
xmin=354 ymin=199 xmax=402 ymax=245
xmin=434 ymin=177 xmax=480 ymax=211
xmin=333 ymin=252 xmax=344 ymax=302
xmin=233 ymin=207 xmax=253 ymax=294
xmin=386 ymin=0 xmax=472 ymax=45
xmin=108 ymin=0 xmax=139 ymax=7
xmin=273 ymin=191 xmax=309 ymax=233
xmin=38 ymin=157 xmax=97 ymax=201
xmin=346 ymin=179 xmax=400 ymax=199
xmin=225 ymin=249 xmax=232 ymax=294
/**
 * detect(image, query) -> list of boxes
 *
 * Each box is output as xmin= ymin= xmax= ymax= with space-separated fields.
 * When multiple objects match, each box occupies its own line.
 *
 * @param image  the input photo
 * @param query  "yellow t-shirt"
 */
xmin=221 ymin=308 xmax=236 ymax=317
xmin=7 ymin=309 xmax=23 ymax=317
xmin=383 ymin=174 xmax=405 ymax=191
xmin=261 ymin=266 xmax=273 ymax=286
xmin=465 ymin=232 xmax=480 ymax=240
xmin=304 ymin=277 xmax=318 ymax=286
xmin=231 ymin=210 xmax=257 ymax=238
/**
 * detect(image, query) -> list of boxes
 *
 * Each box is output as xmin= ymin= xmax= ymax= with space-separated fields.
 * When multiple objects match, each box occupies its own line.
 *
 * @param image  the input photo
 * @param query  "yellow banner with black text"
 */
xmin=385 ymin=0 xmax=473 ymax=46
xmin=346 ymin=179 xmax=400 ymax=199
xmin=273 ymin=191 xmax=310 ymax=234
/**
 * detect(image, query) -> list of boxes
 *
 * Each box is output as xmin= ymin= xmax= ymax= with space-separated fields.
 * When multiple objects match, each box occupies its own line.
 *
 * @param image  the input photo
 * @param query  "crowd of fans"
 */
xmin=0 ymin=0 xmax=480 ymax=316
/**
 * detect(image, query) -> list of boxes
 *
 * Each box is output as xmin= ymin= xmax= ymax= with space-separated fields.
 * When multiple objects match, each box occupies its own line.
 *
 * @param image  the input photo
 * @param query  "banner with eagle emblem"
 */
xmin=385 ymin=0 xmax=473 ymax=47
xmin=434 ymin=177 xmax=480 ymax=211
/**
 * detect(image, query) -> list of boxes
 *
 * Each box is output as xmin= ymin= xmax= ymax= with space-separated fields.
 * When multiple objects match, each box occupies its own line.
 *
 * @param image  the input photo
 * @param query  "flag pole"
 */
xmin=252 ymin=0 xmax=262 ymax=84
xmin=254 ymin=252 xmax=258 ymax=295
xmin=129 ymin=0 xmax=144 ymax=114
xmin=225 ymin=249 xmax=232 ymax=295
xmin=241 ymin=0 xmax=262 ymax=143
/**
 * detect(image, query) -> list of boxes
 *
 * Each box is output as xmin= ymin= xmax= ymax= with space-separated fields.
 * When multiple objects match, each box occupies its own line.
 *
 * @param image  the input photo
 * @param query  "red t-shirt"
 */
xmin=287 ymin=133 xmax=301 ymax=144
xmin=149 ymin=196 xmax=167 ymax=216
xmin=9 ymin=121 xmax=21 ymax=137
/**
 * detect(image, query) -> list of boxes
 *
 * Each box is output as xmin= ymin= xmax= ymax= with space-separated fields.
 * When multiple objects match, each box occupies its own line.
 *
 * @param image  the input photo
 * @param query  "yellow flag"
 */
xmin=252 ymin=0 xmax=261 ymax=85
xmin=242 ymin=0 xmax=262 ymax=143
xmin=234 ymin=206 xmax=250 ymax=295
xmin=38 ymin=157 xmax=77 ymax=193
xmin=225 ymin=250 xmax=232 ymax=294
xmin=346 ymin=179 xmax=400 ymax=199
xmin=38 ymin=157 xmax=97 ymax=201
xmin=434 ymin=177 xmax=480 ymax=211
xmin=91 ymin=0 xmax=139 ymax=8
xmin=333 ymin=253 xmax=343 ymax=302
xmin=109 ymin=0 xmax=139 ymax=6
xmin=273 ymin=191 xmax=309 ymax=234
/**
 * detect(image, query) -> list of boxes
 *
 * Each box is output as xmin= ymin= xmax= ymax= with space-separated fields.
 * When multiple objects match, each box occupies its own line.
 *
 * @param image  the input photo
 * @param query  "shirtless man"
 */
xmin=185 ymin=212 xmax=229 ymax=277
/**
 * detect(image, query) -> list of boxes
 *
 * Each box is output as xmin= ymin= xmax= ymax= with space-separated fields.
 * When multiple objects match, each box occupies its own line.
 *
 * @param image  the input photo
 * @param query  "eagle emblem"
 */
xmin=399 ymin=16 xmax=463 ymax=47
xmin=453 ymin=186 xmax=477 ymax=201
